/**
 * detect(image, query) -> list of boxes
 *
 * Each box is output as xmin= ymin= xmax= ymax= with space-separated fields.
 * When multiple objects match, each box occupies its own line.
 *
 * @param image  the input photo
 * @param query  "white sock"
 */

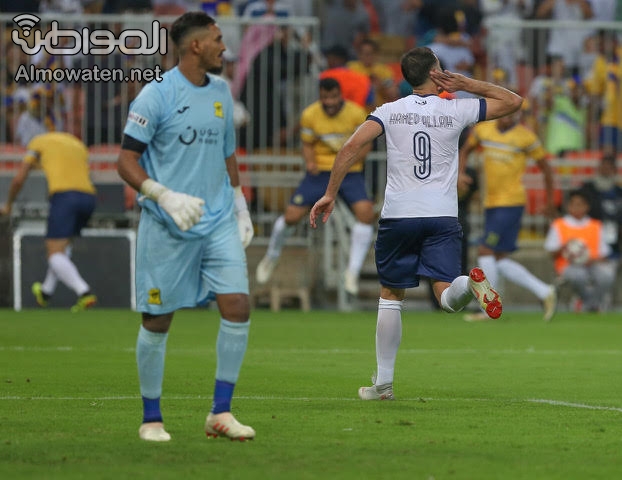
xmin=41 ymin=246 xmax=71 ymax=295
xmin=497 ymin=257 xmax=550 ymax=300
xmin=375 ymin=298 xmax=403 ymax=386
xmin=348 ymin=222 xmax=374 ymax=275
xmin=266 ymin=215 xmax=295 ymax=259
xmin=48 ymin=252 xmax=90 ymax=297
xmin=41 ymin=268 xmax=58 ymax=295
xmin=478 ymin=255 xmax=498 ymax=287
xmin=440 ymin=275 xmax=472 ymax=313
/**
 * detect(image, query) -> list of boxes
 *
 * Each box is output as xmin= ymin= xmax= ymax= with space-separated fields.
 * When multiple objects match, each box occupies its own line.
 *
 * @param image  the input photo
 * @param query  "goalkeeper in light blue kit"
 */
xmin=117 ymin=12 xmax=255 ymax=442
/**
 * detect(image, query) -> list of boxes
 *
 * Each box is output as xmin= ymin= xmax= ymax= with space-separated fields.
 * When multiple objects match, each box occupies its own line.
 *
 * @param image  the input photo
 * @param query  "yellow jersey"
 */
xmin=299 ymin=100 xmax=367 ymax=172
xmin=347 ymin=60 xmax=396 ymax=108
xmin=24 ymin=132 xmax=95 ymax=195
xmin=584 ymin=47 xmax=622 ymax=128
xmin=467 ymin=121 xmax=547 ymax=208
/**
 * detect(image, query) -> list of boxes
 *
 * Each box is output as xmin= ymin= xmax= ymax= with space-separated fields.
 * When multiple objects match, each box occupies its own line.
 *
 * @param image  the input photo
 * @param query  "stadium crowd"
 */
xmin=0 ymin=0 xmax=621 ymax=312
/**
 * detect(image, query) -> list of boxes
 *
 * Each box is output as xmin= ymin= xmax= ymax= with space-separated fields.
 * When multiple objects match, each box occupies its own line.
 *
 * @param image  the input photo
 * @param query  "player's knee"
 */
xmin=218 ymin=293 xmax=250 ymax=322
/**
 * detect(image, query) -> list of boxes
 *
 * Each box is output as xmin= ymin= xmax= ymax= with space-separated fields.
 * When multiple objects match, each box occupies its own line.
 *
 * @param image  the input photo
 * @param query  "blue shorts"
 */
xmin=290 ymin=171 xmax=370 ymax=207
xmin=135 ymin=211 xmax=249 ymax=315
xmin=47 ymin=191 xmax=96 ymax=239
xmin=481 ymin=206 xmax=524 ymax=253
xmin=600 ymin=126 xmax=621 ymax=151
xmin=375 ymin=217 xmax=463 ymax=288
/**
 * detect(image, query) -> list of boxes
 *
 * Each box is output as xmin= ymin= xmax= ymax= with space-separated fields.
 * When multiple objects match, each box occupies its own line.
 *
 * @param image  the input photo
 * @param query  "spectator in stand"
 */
xmin=370 ymin=0 xmax=419 ymax=38
xmin=415 ymin=0 xmax=483 ymax=46
xmin=242 ymin=0 xmax=291 ymax=17
xmin=535 ymin=0 xmax=594 ymax=77
xmin=481 ymin=0 xmax=534 ymax=90
xmin=577 ymin=152 xmax=622 ymax=309
xmin=320 ymin=45 xmax=375 ymax=111
xmin=427 ymin=9 xmax=475 ymax=98
xmin=526 ymin=54 xmax=566 ymax=140
xmin=238 ymin=26 xmax=310 ymax=150
xmin=544 ymin=189 xmax=614 ymax=312
xmin=545 ymin=77 xmax=588 ymax=157
xmin=347 ymin=38 xmax=399 ymax=111
xmin=583 ymin=31 xmax=621 ymax=156
xmin=321 ymin=0 xmax=371 ymax=59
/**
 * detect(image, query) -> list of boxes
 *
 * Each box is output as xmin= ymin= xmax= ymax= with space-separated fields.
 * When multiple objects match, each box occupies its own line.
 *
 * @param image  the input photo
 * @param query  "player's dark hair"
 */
xmin=401 ymin=47 xmax=438 ymax=88
xmin=170 ymin=11 xmax=216 ymax=48
xmin=319 ymin=77 xmax=341 ymax=92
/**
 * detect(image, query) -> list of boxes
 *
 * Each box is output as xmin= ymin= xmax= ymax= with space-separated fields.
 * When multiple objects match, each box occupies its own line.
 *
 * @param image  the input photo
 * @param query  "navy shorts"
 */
xmin=481 ymin=206 xmax=524 ymax=253
xmin=290 ymin=171 xmax=370 ymax=207
xmin=47 ymin=191 xmax=96 ymax=239
xmin=375 ymin=216 xmax=463 ymax=288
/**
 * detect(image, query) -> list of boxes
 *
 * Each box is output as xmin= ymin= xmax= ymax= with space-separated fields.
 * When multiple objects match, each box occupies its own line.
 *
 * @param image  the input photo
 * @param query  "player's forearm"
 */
xmin=325 ymin=146 xmax=357 ymax=198
xmin=465 ymin=77 xmax=520 ymax=105
xmin=117 ymin=150 xmax=149 ymax=192
xmin=225 ymin=154 xmax=241 ymax=188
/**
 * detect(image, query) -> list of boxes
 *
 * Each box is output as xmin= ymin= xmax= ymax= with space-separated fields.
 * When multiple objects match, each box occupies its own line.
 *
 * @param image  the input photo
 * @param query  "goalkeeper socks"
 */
xmin=136 ymin=326 xmax=168 ymax=422
xmin=142 ymin=396 xmax=163 ymax=423
xmin=215 ymin=318 xmax=250 ymax=383
xmin=211 ymin=380 xmax=235 ymax=414
xmin=375 ymin=298 xmax=403 ymax=386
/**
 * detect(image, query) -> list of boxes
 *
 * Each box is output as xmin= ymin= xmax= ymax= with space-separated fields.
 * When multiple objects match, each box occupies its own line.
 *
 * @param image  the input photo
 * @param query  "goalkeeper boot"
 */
xmin=468 ymin=267 xmax=502 ymax=319
xmin=139 ymin=422 xmax=171 ymax=442
xmin=31 ymin=282 xmax=50 ymax=307
xmin=358 ymin=373 xmax=394 ymax=400
xmin=256 ymin=255 xmax=278 ymax=285
xmin=71 ymin=293 xmax=97 ymax=313
xmin=205 ymin=412 xmax=255 ymax=441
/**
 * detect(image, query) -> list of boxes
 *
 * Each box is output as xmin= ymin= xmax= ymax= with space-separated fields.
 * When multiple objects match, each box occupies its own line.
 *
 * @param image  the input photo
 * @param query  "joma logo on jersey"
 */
xmin=214 ymin=102 xmax=223 ymax=118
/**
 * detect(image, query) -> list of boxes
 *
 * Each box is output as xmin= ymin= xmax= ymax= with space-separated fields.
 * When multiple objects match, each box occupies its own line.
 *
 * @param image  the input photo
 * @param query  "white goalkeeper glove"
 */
xmin=234 ymin=186 xmax=254 ymax=248
xmin=141 ymin=179 xmax=205 ymax=232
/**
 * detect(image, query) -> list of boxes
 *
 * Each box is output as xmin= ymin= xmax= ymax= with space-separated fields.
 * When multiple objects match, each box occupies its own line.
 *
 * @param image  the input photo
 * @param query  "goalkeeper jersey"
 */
xmin=123 ymin=67 xmax=236 ymax=237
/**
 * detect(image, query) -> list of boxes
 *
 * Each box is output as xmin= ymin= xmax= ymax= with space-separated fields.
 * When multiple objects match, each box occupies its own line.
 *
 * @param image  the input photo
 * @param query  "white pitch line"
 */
xmin=527 ymin=398 xmax=622 ymax=413
xmin=1 ymin=395 xmax=621 ymax=413
xmin=3 ymin=346 xmax=622 ymax=355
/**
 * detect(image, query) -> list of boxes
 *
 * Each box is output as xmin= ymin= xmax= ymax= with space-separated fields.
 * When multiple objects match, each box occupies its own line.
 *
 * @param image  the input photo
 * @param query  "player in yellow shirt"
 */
xmin=584 ymin=37 xmax=622 ymax=155
xmin=0 ymin=132 xmax=97 ymax=311
xmin=347 ymin=38 xmax=399 ymax=111
xmin=256 ymin=77 xmax=375 ymax=295
xmin=459 ymin=112 xmax=558 ymax=321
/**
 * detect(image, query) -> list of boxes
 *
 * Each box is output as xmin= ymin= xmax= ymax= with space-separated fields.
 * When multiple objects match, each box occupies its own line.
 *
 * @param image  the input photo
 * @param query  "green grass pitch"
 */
xmin=2 ymin=307 xmax=622 ymax=479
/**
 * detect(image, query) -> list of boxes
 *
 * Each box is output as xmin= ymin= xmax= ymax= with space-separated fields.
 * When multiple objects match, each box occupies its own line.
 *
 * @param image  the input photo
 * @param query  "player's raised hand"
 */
xmin=309 ymin=195 xmax=335 ymax=228
xmin=429 ymin=69 xmax=469 ymax=94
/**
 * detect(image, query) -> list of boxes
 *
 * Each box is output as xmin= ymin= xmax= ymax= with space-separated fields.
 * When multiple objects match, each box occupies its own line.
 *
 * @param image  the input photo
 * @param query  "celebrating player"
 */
xmin=310 ymin=47 xmax=523 ymax=400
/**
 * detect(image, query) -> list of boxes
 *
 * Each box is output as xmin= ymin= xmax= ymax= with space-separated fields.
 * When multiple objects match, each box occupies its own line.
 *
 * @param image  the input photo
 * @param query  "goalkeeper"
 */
xmin=117 ymin=12 xmax=255 ymax=443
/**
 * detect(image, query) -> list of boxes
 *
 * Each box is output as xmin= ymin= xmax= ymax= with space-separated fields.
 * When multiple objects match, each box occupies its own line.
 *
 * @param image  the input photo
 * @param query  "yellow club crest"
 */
xmin=214 ymin=101 xmax=223 ymax=118
xmin=148 ymin=288 xmax=162 ymax=305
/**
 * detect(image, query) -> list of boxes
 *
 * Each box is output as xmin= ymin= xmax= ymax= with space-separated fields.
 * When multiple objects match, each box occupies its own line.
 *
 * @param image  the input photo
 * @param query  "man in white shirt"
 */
xmin=310 ymin=46 xmax=523 ymax=401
